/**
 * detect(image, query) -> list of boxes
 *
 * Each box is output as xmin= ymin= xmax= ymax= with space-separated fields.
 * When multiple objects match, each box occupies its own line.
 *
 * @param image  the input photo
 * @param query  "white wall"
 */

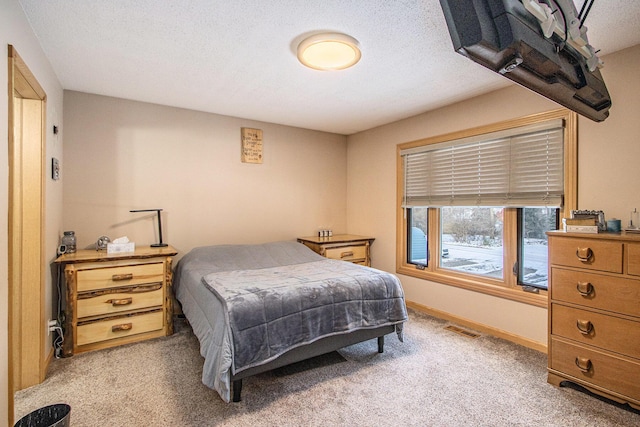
xmin=1 ymin=1 xmax=64 ymax=425
xmin=63 ymin=91 xmax=348 ymax=256
xmin=346 ymin=44 xmax=640 ymax=348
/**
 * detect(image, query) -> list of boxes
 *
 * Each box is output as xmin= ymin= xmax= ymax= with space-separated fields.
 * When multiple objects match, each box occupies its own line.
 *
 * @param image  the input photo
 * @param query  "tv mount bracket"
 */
xmin=522 ymin=0 xmax=602 ymax=72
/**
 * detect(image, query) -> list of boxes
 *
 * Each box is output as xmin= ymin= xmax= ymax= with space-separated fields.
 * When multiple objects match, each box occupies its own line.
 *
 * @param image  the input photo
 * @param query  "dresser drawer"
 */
xmin=77 ymin=284 xmax=164 ymax=318
xmin=551 ymin=304 xmax=640 ymax=357
xmin=76 ymin=310 xmax=164 ymax=346
xmin=627 ymin=243 xmax=640 ymax=277
xmin=550 ymin=268 xmax=640 ymax=317
xmin=324 ymin=245 xmax=367 ymax=262
xmin=76 ymin=262 xmax=164 ymax=292
xmin=550 ymin=337 xmax=640 ymax=401
xmin=550 ymin=237 xmax=622 ymax=273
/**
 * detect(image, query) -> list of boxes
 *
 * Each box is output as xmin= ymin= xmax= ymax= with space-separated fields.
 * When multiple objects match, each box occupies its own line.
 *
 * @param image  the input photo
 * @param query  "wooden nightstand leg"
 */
xmin=165 ymin=257 xmax=174 ymax=335
xmin=63 ymin=267 xmax=76 ymax=357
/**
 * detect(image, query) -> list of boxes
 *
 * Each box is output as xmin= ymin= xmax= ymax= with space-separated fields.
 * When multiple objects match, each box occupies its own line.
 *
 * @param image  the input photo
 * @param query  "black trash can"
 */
xmin=14 ymin=404 xmax=71 ymax=427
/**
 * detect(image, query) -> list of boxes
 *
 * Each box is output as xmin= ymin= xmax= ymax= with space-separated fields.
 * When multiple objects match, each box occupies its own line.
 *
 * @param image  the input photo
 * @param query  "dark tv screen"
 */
xmin=439 ymin=0 xmax=611 ymax=121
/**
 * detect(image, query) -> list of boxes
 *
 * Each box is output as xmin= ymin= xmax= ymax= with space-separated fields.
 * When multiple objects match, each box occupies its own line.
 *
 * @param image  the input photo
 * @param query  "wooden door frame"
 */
xmin=7 ymin=44 xmax=47 ymax=425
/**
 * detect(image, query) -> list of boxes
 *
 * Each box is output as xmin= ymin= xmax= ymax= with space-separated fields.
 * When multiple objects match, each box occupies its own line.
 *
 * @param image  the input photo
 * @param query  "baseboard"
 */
xmin=406 ymin=300 xmax=548 ymax=354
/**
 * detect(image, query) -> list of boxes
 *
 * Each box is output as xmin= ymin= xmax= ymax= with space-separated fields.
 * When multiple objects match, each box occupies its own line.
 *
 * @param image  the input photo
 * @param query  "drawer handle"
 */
xmin=576 ymin=281 xmax=594 ymax=297
xmin=576 ymin=319 xmax=594 ymax=335
xmin=574 ymin=357 xmax=592 ymax=373
xmin=112 ymin=323 xmax=133 ymax=332
xmin=106 ymin=297 xmax=133 ymax=307
xmin=575 ymin=247 xmax=593 ymax=262
xmin=112 ymin=273 xmax=134 ymax=281
xmin=340 ymin=251 xmax=354 ymax=258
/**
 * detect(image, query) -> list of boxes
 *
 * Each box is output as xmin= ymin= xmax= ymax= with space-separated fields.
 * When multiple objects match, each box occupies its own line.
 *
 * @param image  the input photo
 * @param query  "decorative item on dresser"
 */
xmin=297 ymin=234 xmax=375 ymax=266
xmin=547 ymin=231 xmax=640 ymax=409
xmin=55 ymin=245 xmax=178 ymax=356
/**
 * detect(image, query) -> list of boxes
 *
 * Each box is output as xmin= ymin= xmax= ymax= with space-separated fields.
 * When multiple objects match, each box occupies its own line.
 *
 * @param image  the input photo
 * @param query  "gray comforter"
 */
xmin=174 ymin=241 xmax=408 ymax=402
xmin=202 ymin=259 xmax=407 ymax=373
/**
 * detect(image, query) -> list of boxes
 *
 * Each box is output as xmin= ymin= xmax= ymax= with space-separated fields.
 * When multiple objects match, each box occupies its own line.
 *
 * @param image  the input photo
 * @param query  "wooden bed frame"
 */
xmin=230 ymin=324 xmax=396 ymax=402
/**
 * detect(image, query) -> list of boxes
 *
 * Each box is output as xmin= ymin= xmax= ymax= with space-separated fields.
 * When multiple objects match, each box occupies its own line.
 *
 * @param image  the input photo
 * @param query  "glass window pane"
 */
xmin=408 ymin=207 xmax=428 ymax=265
xmin=521 ymin=207 xmax=557 ymax=289
xmin=441 ymin=207 xmax=504 ymax=279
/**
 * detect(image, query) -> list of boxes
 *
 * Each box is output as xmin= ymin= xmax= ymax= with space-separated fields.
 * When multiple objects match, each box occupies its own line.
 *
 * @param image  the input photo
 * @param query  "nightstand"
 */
xmin=55 ymin=245 xmax=178 ymax=356
xmin=297 ymin=234 xmax=375 ymax=266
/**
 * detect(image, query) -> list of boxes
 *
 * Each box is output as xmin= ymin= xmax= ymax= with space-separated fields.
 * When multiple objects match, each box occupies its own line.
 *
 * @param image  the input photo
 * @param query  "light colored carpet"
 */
xmin=15 ymin=310 xmax=640 ymax=426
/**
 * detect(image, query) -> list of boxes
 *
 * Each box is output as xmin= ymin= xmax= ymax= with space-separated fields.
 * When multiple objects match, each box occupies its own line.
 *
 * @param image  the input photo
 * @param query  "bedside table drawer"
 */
xmin=77 ymin=262 xmax=164 ymax=292
xmin=77 ymin=284 xmax=164 ymax=318
xmin=77 ymin=310 xmax=164 ymax=346
xmin=325 ymin=245 xmax=367 ymax=262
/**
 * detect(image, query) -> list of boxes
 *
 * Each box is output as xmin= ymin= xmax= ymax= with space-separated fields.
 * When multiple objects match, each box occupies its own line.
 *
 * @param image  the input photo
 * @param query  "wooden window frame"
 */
xmin=396 ymin=110 xmax=577 ymax=308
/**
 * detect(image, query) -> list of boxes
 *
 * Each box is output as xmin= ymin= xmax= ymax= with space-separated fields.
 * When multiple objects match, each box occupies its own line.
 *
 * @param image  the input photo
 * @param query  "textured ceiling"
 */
xmin=18 ymin=0 xmax=640 ymax=135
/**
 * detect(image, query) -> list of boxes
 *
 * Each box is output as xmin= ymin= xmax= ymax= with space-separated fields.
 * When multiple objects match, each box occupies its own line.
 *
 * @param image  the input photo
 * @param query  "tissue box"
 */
xmin=107 ymin=242 xmax=135 ymax=254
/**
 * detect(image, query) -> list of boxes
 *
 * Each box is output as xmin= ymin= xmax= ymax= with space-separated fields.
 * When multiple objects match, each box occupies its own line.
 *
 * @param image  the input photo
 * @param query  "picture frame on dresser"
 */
xmin=570 ymin=209 xmax=606 ymax=231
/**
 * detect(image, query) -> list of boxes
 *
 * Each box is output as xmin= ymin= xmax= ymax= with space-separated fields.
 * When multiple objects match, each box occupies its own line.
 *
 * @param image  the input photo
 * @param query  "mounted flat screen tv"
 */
xmin=439 ymin=0 xmax=611 ymax=121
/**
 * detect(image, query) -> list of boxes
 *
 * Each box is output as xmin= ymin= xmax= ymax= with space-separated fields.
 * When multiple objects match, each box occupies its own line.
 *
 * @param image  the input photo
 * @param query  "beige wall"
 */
xmin=1 ymin=1 xmax=64 ymax=425
xmin=63 ymin=91 xmax=347 ymax=255
xmin=579 ymin=45 xmax=640 ymax=217
xmin=346 ymin=44 xmax=640 ymax=348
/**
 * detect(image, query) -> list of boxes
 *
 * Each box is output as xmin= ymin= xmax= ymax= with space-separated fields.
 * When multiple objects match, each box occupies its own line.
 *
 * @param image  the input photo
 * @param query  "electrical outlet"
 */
xmin=48 ymin=319 xmax=58 ymax=336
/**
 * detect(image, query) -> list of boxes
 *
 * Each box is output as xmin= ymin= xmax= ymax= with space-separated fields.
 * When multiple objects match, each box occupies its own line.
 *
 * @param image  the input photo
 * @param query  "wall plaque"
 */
xmin=241 ymin=128 xmax=263 ymax=164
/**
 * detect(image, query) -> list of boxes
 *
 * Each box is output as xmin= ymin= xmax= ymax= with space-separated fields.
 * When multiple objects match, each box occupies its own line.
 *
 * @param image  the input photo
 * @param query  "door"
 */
xmin=7 ymin=45 xmax=47 ymax=424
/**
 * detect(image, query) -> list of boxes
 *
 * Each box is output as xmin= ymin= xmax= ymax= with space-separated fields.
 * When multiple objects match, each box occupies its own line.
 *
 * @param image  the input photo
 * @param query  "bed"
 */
xmin=173 ymin=240 xmax=408 ymax=402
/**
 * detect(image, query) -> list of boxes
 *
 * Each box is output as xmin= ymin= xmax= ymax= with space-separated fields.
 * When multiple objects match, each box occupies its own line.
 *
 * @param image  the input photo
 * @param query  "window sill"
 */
xmin=397 ymin=264 xmax=548 ymax=308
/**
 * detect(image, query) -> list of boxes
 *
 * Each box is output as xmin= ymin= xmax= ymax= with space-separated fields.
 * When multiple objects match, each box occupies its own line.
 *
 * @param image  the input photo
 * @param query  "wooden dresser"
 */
xmin=297 ymin=234 xmax=374 ymax=266
xmin=55 ymin=246 xmax=178 ymax=356
xmin=547 ymin=231 xmax=640 ymax=409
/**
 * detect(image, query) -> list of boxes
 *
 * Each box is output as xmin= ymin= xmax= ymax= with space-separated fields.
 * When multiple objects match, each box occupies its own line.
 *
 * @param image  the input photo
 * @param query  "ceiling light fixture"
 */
xmin=297 ymin=33 xmax=361 ymax=71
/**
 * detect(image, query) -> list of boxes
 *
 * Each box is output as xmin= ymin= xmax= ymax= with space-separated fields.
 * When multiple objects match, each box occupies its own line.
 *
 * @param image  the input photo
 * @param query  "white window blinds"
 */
xmin=401 ymin=119 xmax=564 ymax=207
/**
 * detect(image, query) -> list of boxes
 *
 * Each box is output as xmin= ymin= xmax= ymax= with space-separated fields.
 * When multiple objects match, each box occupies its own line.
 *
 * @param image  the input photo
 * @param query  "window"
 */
xmin=441 ymin=207 xmax=504 ymax=279
xmin=519 ymin=207 xmax=559 ymax=290
xmin=397 ymin=110 xmax=577 ymax=306
xmin=408 ymin=207 xmax=428 ymax=266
